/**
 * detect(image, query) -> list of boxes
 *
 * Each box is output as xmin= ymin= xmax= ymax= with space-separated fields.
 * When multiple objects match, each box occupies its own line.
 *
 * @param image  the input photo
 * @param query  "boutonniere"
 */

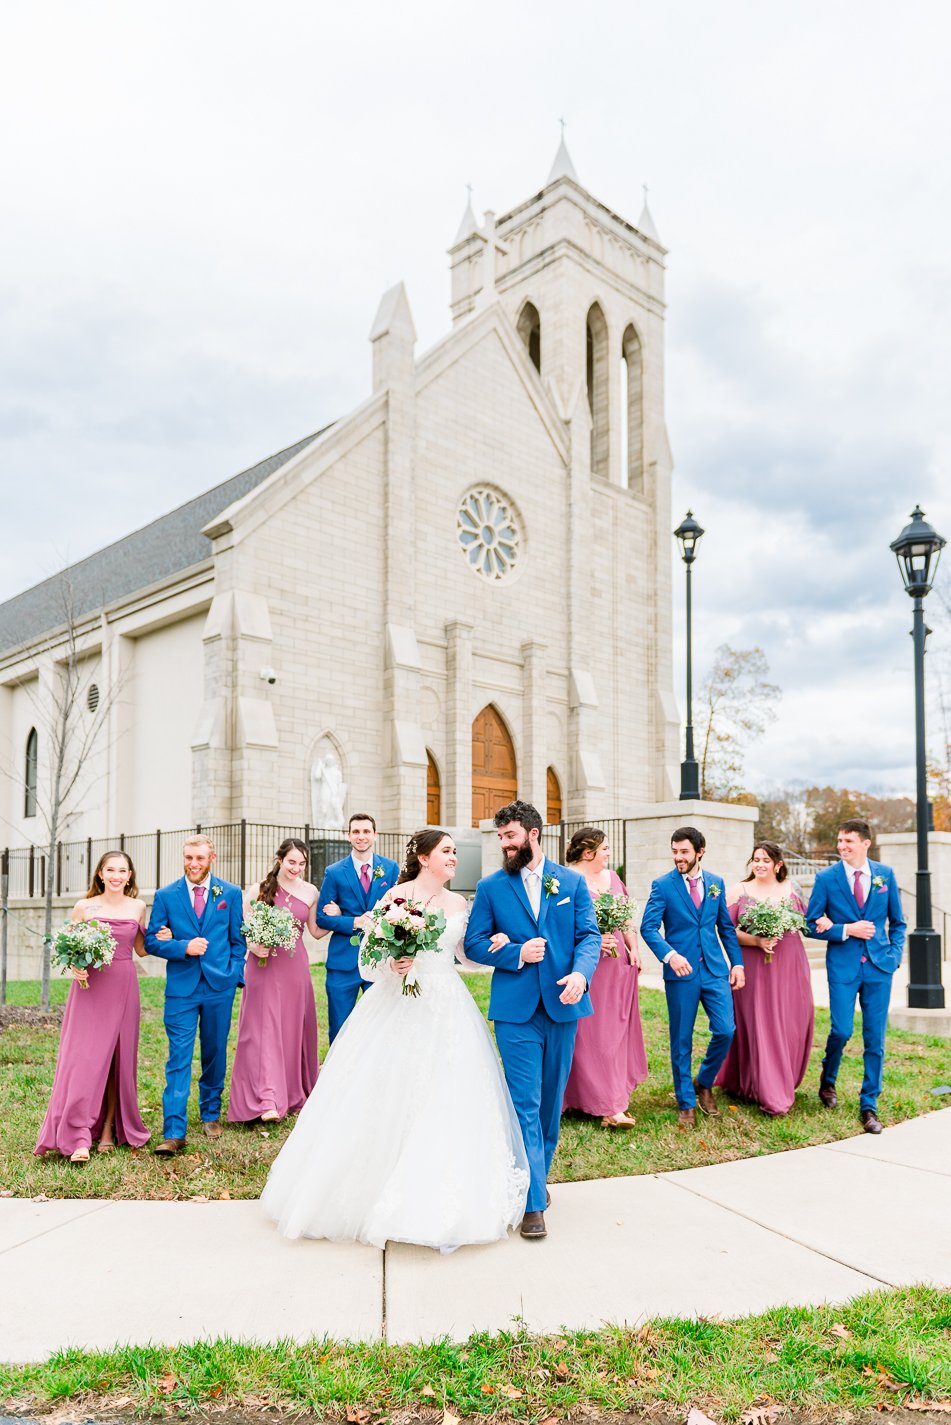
xmin=872 ymin=875 xmax=886 ymax=890
xmin=211 ymin=885 xmax=222 ymax=899
xmin=544 ymin=875 xmax=560 ymax=897
xmin=373 ymin=866 xmax=385 ymax=881
xmin=707 ymin=883 xmax=721 ymax=900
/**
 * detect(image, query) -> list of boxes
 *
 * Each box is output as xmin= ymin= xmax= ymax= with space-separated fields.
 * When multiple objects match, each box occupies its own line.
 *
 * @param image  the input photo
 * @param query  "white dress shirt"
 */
xmin=843 ymin=859 xmax=871 ymax=938
xmin=663 ymin=869 xmax=704 ymax=962
xmin=351 ymin=850 xmax=374 ymax=882
xmin=521 ymin=863 xmax=543 ymax=919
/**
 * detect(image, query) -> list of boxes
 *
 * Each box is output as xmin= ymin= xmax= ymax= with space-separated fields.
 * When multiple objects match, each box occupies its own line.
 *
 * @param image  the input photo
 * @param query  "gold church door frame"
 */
xmin=471 ymin=705 xmax=517 ymax=827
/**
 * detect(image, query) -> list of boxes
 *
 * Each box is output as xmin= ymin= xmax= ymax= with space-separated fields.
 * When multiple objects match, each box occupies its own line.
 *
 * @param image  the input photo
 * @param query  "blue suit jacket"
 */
xmin=315 ymin=853 xmax=400 ymax=972
xmin=145 ymin=875 xmax=245 ymax=998
xmin=464 ymin=859 xmax=601 ymax=1024
xmin=640 ymin=869 xmax=743 ymax=982
xmin=806 ymin=859 xmax=906 ymax=980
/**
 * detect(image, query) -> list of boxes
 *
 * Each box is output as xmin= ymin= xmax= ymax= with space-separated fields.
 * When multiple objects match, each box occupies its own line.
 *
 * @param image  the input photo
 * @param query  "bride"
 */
xmin=260 ymin=828 xmax=529 ymax=1250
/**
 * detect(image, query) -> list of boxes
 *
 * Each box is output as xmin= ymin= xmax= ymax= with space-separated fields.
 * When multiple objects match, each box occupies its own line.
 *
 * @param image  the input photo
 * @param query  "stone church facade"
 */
xmin=0 ymin=141 xmax=680 ymax=843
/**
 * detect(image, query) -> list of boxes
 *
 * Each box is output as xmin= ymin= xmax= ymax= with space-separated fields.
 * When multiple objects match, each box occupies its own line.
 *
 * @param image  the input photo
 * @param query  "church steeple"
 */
xmin=546 ymin=121 xmax=578 ymax=185
xmin=454 ymin=186 xmax=479 ymax=244
xmin=637 ymin=186 xmax=660 ymax=243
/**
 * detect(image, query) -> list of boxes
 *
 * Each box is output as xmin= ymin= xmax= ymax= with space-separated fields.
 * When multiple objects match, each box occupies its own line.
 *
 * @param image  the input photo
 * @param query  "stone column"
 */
xmin=564 ymin=380 xmax=604 ymax=818
xmin=445 ymin=619 xmax=474 ymax=826
xmin=621 ymin=799 xmax=759 ymax=929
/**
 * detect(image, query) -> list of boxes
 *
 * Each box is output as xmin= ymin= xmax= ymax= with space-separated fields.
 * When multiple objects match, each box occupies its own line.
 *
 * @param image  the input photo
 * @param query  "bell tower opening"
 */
xmin=516 ymin=300 xmax=541 ymax=372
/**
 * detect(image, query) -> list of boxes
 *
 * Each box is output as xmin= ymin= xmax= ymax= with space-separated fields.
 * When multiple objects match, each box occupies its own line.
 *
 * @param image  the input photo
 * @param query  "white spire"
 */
xmin=547 ymin=119 xmax=578 ymax=185
xmin=637 ymin=184 xmax=659 ymax=242
xmin=453 ymin=184 xmax=479 ymax=245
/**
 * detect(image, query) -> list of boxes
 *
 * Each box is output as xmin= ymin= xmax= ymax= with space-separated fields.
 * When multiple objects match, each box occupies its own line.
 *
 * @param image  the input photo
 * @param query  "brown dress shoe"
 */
xmin=861 ymin=1109 xmax=883 ymax=1134
xmin=520 ymin=1210 xmax=547 ymax=1239
xmin=818 ymin=1081 xmax=838 ymax=1109
xmin=154 ymin=1138 xmax=186 ymax=1156
xmin=694 ymin=1080 xmax=719 ymax=1117
xmin=677 ymin=1108 xmax=696 ymax=1127
xmin=202 ymin=1120 xmax=224 ymax=1139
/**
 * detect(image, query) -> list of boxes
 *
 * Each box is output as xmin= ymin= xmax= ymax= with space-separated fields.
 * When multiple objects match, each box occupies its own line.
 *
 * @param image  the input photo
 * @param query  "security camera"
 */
xmin=260 ymin=667 xmax=277 ymax=685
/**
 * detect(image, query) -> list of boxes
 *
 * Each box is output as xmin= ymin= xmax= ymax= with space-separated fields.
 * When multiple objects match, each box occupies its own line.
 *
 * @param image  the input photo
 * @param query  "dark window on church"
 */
xmin=516 ymin=301 xmax=541 ymax=373
xmin=621 ymin=322 xmax=644 ymax=494
xmin=586 ymin=302 xmax=609 ymax=478
xmin=25 ymin=727 xmax=38 ymax=818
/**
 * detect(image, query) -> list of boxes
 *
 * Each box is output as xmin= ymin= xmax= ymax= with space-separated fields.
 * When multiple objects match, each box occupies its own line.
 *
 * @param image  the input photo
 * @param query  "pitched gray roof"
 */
xmin=0 ymin=429 xmax=323 ymax=658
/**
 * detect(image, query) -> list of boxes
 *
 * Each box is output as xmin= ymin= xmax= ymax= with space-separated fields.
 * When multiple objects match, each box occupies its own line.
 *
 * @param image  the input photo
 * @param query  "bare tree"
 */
xmin=697 ymin=644 xmax=781 ymax=801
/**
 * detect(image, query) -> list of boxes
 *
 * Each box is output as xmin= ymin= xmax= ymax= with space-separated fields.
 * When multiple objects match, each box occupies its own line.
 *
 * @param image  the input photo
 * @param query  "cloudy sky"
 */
xmin=2 ymin=0 xmax=949 ymax=795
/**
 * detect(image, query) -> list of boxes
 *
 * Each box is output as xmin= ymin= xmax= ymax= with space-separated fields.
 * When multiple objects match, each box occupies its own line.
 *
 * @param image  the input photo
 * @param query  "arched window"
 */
xmin=546 ymin=767 xmax=562 ymax=825
xmin=24 ymin=727 xmax=38 ymax=818
xmin=516 ymin=300 xmax=541 ymax=373
xmin=471 ymin=705 xmax=517 ymax=827
xmin=586 ymin=302 xmax=609 ymax=478
xmin=621 ymin=323 xmax=644 ymax=493
xmin=426 ymin=751 xmax=441 ymax=825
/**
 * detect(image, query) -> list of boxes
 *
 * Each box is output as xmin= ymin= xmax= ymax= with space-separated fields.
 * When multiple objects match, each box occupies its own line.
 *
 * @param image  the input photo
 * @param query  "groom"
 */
xmin=465 ymin=800 xmax=601 ymax=1241
xmin=145 ymin=834 xmax=245 ymax=1155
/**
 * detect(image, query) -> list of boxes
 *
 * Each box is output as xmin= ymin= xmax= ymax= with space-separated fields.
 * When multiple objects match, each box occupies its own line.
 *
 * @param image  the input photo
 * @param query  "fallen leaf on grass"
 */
xmin=555 ymin=1361 xmax=570 ymax=1380
xmin=442 ymin=1410 xmax=459 ymax=1425
xmin=539 ymin=1417 xmax=558 ymax=1425
xmin=480 ymin=1384 xmax=495 ymax=1396
xmin=345 ymin=1408 xmax=370 ymax=1423
xmin=208 ymin=1386 xmax=224 ymax=1398
xmin=0 ymin=1190 xmax=13 ymax=1198
xmin=501 ymin=1384 xmax=523 ymax=1400
xmin=218 ymin=1190 xmax=231 ymax=1200
xmin=32 ymin=1194 xmax=50 ymax=1203
xmin=728 ymin=1105 xmax=738 ymax=1113
xmin=742 ymin=1407 xmax=781 ymax=1425
xmin=190 ymin=1194 xmax=210 ymax=1203
xmin=420 ymin=1385 xmax=437 ymax=1398
xmin=830 ymin=1323 xmax=851 ymax=1339
xmin=906 ymin=1405 xmax=951 ymax=1415
xmin=686 ymin=1409 xmax=719 ymax=1425
xmin=157 ymin=1373 xmax=177 ymax=1396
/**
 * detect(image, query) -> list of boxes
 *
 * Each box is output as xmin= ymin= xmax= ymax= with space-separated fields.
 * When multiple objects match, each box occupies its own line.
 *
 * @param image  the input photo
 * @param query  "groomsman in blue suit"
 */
xmin=806 ymin=818 xmax=906 ymax=1134
xmin=640 ymin=826 xmax=745 ymax=1125
xmin=145 ymin=835 xmax=245 ymax=1155
xmin=465 ymin=801 xmax=601 ymax=1241
xmin=316 ymin=812 xmax=399 ymax=1042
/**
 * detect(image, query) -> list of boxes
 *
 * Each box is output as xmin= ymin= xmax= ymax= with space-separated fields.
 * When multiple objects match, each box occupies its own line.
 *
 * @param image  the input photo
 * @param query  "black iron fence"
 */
xmin=541 ymin=818 xmax=629 ymax=877
xmin=3 ymin=822 xmax=414 ymax=900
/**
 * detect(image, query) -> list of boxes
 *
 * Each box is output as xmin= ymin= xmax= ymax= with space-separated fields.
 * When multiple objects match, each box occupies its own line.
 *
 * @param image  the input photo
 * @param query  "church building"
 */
xmin=0 ymin=139 xmax=680 ymax=844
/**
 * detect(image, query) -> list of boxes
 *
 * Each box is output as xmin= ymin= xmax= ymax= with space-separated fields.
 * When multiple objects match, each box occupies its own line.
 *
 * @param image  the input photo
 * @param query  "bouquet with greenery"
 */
xmin=241 ymin=900 xmax=300 ymax=967
xmin=354 ymin=898 xmax=447 ymax=996
xmin=737 ymin=897 xmax=807 ymax=963
xmin=52 ymin=920 xmax=117 ymax=988
xmin=592 ymin=892 xmax=638 ymax=955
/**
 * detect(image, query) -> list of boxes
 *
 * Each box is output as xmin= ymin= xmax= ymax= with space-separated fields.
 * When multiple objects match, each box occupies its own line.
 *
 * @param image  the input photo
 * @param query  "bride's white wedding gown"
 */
xmin=260 ymin=911 xmax=529 ymax=1249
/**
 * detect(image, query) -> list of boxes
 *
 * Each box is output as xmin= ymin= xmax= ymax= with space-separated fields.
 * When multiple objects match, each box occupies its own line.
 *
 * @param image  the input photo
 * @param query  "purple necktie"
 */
xmin=360 ymin=863 xmax=371 ymax=894
xmin=853 ymin=870 xmax=865 ymax=909
xmin=688 ymin=876 xmax=701 ymax=909
xmin=193 ymin=884 xmax=206 ymax=917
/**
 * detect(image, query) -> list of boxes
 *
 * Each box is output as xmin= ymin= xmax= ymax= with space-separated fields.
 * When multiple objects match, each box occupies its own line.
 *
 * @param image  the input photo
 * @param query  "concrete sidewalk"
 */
xmin=2 ymin=1109 xmax=949 ymax=1362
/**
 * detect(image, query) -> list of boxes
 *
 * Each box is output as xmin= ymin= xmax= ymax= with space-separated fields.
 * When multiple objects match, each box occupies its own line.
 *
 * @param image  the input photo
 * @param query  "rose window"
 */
xmin=456 ymin=488 xmax=521 ymax=581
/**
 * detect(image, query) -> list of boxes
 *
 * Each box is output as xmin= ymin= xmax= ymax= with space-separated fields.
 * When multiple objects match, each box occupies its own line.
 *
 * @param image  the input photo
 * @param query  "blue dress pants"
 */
xmin=664 ymin=961 xmax=735 ymax=1109
xmin=822 ymin=961 xmax=893 ymax=1111
xmin=326 ymin=965 xmax=373 ymax=1043
xmin=495 ymin=1006 xmax=578 ymax=1213
xmin=162 ymin=979 xmax=235 ymax=1139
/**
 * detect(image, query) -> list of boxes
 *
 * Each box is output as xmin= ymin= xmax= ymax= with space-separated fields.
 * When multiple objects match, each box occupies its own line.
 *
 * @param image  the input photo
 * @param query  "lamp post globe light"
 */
xmin=890 ymin=504 xmax=947 ymax=1010
xmin=674 ymin=510 xmax=705 ymax=801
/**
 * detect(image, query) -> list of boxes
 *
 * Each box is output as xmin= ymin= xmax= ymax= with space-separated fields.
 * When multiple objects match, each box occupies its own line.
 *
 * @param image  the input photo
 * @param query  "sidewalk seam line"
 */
xmin=0 ymin=1201 xmax=108 ymax=1258
xmin=816 ymin=1145 xmax=951 ymax=1179
xmin=660 ymin=1175 xmax=897 ymax=1288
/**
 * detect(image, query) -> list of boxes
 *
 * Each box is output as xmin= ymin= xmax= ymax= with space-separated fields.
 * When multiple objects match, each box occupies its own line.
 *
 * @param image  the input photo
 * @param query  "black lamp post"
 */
xmin=674 ymin=510 xmax=705 ymax=800
xmin=890 ymin=504 xmax=947 ymax=1010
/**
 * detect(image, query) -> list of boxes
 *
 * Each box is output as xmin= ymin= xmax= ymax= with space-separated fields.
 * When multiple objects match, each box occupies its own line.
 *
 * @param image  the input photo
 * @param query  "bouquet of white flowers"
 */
xmin=52 ymin=920 xmax=117 ymax=987
xmin=737 ymin=897 xmax=807 ymax=963
xmin=592 ymin=892 xmax=638 ymax=955
xmin=241 ymin=900 xmax=300 ymax=967
xmin=353 ymin=898 xmax=447 ymax=996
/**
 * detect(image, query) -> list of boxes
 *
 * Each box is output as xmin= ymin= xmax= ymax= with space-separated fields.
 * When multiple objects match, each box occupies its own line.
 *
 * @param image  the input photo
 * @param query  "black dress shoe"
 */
xmin=818 ymin=1081 xmax=838 ymax=1109
xmin=861 ymin=1109 xmax=883 ymax=1134
xmin=520 ymin=1210 xmax=547 ymax=1239
xmin=694 ymin=1079 xmax=719 ymax=1117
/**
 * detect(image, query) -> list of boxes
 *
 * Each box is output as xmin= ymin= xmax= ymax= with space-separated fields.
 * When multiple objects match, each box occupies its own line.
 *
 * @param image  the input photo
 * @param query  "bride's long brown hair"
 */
xmin=256 ymin=838 xmax=310 ymax=905
xmin=397 ymin=829 xmax=449 ymax=884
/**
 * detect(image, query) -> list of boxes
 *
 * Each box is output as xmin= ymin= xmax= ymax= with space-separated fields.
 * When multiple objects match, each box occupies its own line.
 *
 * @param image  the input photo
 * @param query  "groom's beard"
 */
xmin=502 ymin=842 xmax=534 ymax=875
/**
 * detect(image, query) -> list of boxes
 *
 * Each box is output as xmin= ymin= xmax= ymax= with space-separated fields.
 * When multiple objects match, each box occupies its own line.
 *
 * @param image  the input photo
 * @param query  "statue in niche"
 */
xmin=310 ymin=745 xmax=347 ymax=829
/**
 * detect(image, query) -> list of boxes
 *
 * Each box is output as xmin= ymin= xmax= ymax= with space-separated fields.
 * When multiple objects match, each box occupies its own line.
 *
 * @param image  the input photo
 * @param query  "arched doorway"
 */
xmin=546 ymin=767 xmax=562 ymax=825
xmin=471 ymin=705 xmax=517 ymax=826
xmin=426 ymin=751 xmax=441 ymax=825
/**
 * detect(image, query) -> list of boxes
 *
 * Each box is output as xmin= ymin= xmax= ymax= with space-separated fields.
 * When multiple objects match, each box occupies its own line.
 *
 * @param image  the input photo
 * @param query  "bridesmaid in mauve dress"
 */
xmin=35 ymin=850 xmax=157 ymax=1162
xmin=228 ymin=838 xmax=327 ymax=1125
xmin=562 ymin=827 xmax=648 ymax=1128
xmin=717 ymin=840 xmax=814 ymax=1116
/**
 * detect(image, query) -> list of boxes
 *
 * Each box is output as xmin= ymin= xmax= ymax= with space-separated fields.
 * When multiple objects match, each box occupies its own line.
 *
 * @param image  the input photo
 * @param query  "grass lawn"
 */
xmin=0 ymin=968 xmax=948 ymax=1200
xmin=2 ymin=1286 xmax=950 ymax=1418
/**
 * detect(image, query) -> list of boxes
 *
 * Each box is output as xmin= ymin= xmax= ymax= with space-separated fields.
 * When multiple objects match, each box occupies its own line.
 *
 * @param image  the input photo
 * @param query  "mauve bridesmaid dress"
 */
xmin=227 ymin=888 xmax=319 ymax=1122
xmin=35 ymin=918 xmax=150 ymax=1156
xmin=563 ymin=870 xmax=648 ymax=1117
xmin=716 ymin=891 xmax=814 ymax=1115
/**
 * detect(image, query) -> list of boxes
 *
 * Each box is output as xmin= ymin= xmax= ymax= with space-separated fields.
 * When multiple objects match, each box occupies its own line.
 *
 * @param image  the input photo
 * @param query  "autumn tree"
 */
xmin=696 ymin=645 xmax=781 ymax=801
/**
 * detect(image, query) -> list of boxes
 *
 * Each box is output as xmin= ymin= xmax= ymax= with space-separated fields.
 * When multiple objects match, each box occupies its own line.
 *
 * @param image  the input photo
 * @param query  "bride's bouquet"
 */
xmin=737 ymin=898 xmax=807 ymax=963
xmin=52 ymin=920 xmax=117 ymax=987
xmin=592 ymin=891 xmax=638 ymax=955
xmin=241 ymin=900 xmax=300 ymax=967
xmin=354 ymin=898 xmax=447 ymax=996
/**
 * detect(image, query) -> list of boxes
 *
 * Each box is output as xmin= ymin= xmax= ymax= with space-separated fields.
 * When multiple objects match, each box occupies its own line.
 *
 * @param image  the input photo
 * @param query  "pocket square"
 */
xmin=556 ymin=896 xmax=570 ymax=906
xmin=217 ymin=900 xmax=228 ymax=910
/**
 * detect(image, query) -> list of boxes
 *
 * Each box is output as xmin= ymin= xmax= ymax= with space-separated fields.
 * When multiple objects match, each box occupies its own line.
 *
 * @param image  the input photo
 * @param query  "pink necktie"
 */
xmin=853 ymin=870 xmax=865 ymax=909
xmin=688 ymin=877 xmax=701 ymax=909
xmin=193 ymin=885 xmax=206 ymax=917
xmin=360 ymin=863 xmax=371 ymax=894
